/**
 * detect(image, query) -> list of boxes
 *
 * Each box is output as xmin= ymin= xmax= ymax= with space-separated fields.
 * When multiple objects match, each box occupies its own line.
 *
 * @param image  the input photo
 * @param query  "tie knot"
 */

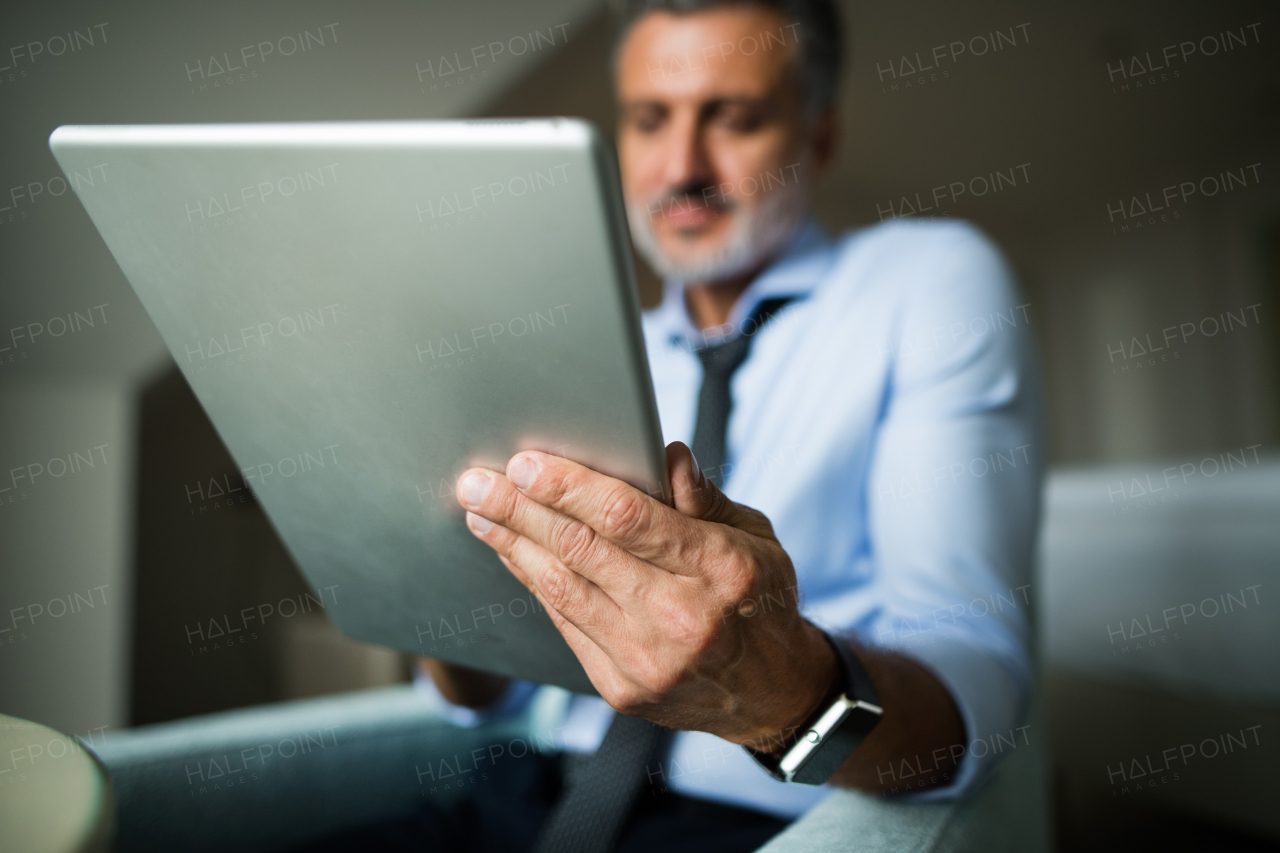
xmin=695 ymin=333 xmax=752 ymax=374
xmin=692 ymin=296 xmax=794 ymax=373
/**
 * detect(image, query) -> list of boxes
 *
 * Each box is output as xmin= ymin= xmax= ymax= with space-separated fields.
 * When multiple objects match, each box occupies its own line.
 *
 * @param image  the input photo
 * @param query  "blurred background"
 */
xmin=0 ymin=0 xmax=1276 ymax=850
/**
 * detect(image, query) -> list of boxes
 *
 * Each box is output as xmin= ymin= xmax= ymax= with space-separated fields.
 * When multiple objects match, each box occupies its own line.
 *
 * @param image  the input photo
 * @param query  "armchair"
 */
xmin=91 ymin=684 xmax=1050 ymax=852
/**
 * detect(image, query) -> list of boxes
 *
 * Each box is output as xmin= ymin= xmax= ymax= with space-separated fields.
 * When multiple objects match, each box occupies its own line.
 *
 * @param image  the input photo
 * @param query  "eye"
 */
xmin=710 ymin=102 xmax=768 ymax=133
xmin=627 ymin=104 xmax=667 ymax=133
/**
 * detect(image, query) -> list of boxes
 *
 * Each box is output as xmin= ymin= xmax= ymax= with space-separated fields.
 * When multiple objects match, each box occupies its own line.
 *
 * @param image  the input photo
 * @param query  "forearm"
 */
xmin=416 ymin=657 xmax=510 ymax=708
xmin=827 ymin=643 xmax=966 ymax=793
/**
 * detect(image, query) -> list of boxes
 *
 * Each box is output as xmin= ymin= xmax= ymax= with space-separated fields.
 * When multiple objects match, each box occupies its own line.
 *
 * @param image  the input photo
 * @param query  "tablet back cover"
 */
xmin=50 ymin=119 xmax=667 ymax=694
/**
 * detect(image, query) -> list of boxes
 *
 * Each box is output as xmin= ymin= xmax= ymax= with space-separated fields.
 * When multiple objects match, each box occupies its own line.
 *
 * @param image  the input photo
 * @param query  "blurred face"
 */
xmin=615 ymin=6 xmax=833 ymax=284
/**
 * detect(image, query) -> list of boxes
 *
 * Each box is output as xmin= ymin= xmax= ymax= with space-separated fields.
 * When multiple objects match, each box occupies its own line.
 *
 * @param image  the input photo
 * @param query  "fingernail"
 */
xmin=466 ymin=511 xmax=492 ymax=535
xmin=688 ymin=448 xmax=703 ymax=484
xmin=458 ymin=471 xmax=492 ymax=509
xmin=508 ymin=455 xmax=539 ymax=490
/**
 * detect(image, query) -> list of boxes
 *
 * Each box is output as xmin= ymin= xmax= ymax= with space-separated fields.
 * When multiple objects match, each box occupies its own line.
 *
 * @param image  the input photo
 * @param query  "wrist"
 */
xmin=753 ymin=621 xmax=839 ymax=754
xmin=743 ymin=629 xmax=885 ymax=785
xmin=416 ymin=658 xmax=511 ymax=708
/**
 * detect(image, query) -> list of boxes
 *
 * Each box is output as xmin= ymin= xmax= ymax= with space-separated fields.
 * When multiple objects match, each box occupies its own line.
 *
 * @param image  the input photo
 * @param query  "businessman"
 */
xmin=312 ymin=0 xmax=1042 ymax=850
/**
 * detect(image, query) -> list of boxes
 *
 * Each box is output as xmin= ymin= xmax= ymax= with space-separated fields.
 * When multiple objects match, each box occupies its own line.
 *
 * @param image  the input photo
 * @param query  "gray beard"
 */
xmin=626 ymin=171 xmax=810 ymax=286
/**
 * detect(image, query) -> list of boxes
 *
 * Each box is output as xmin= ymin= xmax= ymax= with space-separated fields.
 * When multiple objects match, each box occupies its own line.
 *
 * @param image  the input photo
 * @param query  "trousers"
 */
xmin=290 ymin=750 xmax=790 ymax=853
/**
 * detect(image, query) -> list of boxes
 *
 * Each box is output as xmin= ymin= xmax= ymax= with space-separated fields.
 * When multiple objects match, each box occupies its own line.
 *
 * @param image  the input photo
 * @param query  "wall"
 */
xmin=0 ymin=0 xmax=604 ymax=733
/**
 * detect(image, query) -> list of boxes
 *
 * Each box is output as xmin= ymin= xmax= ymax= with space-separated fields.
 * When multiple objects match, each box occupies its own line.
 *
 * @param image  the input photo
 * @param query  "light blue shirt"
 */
xmin=419 ymin=217 xmax=1043 ymax=818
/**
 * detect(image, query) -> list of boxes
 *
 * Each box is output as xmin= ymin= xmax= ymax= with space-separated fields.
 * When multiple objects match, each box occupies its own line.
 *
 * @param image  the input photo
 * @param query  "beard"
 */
xmin=626 ymin=164 xmax=811 ymax=285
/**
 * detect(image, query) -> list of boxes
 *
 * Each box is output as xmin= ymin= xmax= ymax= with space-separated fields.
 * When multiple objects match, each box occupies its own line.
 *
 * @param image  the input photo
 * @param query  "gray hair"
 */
xmin=612 ymin=0 xmax=845 ymax=115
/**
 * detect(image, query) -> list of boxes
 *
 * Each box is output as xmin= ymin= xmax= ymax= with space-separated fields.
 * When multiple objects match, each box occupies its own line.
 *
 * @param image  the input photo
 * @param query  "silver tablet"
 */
xmin=50 ymin=120 xmax=669 ymax=694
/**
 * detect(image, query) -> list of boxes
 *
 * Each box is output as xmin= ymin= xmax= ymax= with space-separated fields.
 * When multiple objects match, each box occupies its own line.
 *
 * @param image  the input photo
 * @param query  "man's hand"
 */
xmin=455 ymin=441 xmax=835 ymax=746
xmin=455 ymin=441 xmax=966 ymax=792
xmin=416 ymin=658 xmax=510 ymax=709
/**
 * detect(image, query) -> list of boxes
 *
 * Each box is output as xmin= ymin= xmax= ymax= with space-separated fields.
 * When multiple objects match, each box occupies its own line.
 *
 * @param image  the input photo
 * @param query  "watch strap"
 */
xmin=823 ymin=629 xmax=880 ymax=708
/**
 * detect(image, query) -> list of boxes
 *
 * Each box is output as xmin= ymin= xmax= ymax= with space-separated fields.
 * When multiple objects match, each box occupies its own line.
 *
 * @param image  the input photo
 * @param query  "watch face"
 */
xmin=779 ymin=700 xmax=851 ymax=779
xmin=789 ymin=701 xmax=884 ymax=785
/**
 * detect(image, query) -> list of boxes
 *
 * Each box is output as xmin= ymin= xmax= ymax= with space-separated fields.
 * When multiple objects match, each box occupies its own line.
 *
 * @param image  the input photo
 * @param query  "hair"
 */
xmin=611 ymin=0 xmax=845 ymax=115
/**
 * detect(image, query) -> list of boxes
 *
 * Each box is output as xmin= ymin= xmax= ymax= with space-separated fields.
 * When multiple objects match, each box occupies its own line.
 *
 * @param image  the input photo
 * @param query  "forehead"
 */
xmin=615 ymin=7 xmax=799 ymax=101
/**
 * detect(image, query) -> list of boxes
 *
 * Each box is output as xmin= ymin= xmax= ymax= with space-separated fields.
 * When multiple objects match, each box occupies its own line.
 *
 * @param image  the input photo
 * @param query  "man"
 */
xmin=316 ymin=0 xmax=1042 ymax=850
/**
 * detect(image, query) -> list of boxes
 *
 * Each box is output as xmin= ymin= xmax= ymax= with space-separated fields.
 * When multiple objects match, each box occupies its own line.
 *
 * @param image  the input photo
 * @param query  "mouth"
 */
xmin=658 ymin=196 xmax=731 ymax=233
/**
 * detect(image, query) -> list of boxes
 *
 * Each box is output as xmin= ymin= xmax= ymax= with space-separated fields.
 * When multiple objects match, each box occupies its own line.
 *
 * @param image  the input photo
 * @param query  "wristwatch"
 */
xmin=744 ymin=629 xmax=882 ymax=785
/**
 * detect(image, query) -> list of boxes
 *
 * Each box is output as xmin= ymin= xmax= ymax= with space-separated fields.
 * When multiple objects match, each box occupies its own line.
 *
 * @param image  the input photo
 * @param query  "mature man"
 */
xmin=314 ymin=0 xmax=1042 ymax=850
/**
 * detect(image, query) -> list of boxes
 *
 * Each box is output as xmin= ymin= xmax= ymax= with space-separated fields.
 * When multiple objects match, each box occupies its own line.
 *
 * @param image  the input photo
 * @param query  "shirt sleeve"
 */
xmin=858 ymin=221 xmax=1044 ymax=799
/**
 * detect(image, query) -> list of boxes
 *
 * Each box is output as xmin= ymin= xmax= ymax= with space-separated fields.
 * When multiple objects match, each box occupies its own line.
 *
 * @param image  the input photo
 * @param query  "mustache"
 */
xmin=644 ymin=181 xmax=739 ymax=218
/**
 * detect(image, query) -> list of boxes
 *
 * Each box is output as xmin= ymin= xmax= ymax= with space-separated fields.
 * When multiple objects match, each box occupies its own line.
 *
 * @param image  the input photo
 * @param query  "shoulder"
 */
xmin=833 ymin=218 xmax=1010 ymax=288
xmin=824 ymin=219 xmax=1019 ymax=323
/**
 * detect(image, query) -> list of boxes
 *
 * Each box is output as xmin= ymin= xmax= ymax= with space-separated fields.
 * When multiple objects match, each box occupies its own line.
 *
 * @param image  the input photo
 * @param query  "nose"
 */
xmin=660 ymin=110 xmax=713 ymax=192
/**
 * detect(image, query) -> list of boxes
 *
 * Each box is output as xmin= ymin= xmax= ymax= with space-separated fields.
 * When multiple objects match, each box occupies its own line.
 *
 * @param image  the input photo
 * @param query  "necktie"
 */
xmin=690 ymin=297 xmax=794 ymax=484
xmin=531 ymin=296 xmax=794 ymax=853
xmin=531 ymin=714 xmax=669 ymax=853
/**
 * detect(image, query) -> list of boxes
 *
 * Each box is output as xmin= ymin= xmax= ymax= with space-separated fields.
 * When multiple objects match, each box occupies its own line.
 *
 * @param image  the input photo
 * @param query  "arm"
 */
xmin=853 ymin=224 xmax=1042 ymax=796
xmin=815 ymin=644 xmax=966 ymax=791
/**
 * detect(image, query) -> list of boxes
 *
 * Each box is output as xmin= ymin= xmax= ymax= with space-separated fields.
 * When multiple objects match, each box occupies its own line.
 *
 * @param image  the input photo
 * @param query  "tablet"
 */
xmin=50 ymin=120 xmax=669 ymax=694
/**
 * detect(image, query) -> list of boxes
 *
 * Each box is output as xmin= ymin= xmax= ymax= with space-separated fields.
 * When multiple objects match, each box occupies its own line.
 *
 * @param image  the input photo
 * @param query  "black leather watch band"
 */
xmin=743 ymin=629 xmax=883 ymax=785
xmin=823 ymin=629 xmax=880 ymax=708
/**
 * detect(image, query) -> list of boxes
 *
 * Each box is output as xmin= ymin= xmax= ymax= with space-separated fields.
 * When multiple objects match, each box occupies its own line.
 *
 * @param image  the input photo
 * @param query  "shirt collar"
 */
xmin=651 ymin=218 xmax=837 ymax=348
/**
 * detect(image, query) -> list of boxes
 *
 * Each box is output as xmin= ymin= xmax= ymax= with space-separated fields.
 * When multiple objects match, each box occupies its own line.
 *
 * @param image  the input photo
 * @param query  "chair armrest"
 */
xmin=754 ymin=721 xmax=1051 ymax=853
xmin=89 ymin=685 xmax=535 ymax=853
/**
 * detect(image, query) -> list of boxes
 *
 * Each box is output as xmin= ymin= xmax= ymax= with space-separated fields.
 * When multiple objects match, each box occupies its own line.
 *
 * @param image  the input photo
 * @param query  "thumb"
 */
xmin=665 ymin=442 xmax=778 ymax=541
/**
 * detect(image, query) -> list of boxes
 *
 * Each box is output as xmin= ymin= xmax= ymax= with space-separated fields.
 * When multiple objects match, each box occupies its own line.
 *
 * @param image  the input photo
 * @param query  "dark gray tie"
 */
xmin=690 ymin=297 xmax=794 ymax=484
xmin=531 ymin=296 xmax=794 ymax=853
xmin=531 ymin=714 xmax=668 ymax=853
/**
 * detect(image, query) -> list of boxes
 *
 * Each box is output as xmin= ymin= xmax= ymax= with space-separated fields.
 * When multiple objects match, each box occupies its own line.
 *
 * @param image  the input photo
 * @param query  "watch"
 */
xmin=744 ymin=629 xmax=883 ymax=785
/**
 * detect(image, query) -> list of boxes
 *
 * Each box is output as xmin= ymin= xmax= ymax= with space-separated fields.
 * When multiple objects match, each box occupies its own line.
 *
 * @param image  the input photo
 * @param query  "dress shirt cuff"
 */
xmin=412 ymin=666 xmax=538 ymax=728
xmin=873 ymin=637 xmax=1028 ymax=801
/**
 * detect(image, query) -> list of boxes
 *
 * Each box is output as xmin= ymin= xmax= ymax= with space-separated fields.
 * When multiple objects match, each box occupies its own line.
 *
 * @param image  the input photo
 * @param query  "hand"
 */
xmin=454 ymin=441 xmax=836 ymax=745
xmin=416 ymin=657 xmax=510 ymax=709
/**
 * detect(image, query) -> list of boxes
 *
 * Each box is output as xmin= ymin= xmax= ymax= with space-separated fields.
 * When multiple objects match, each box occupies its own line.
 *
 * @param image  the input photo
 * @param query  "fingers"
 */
xmin=463 ymin=445 xmax=778 ymax=578
xmin=497 ymin=450 xmax=708 ymax=574
xmin=666 ymin=442 xmax=779 ymax=542
xmin=542 ymin=600 xmax=631 ymax=699
xmin=465 ymin=507 xmax=622 ymax=642
xmin=459 ymin=467 xmax=663 ymax=603
xmin=465 ymin=508 xmax=646 ymax=677
xmin=668 ymin=441 xmax=717 ymax=518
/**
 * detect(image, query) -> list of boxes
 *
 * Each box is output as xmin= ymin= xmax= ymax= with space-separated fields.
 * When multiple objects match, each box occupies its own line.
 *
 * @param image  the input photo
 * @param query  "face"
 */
xmin=615 ymin=6 xmax=834 ymax=283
